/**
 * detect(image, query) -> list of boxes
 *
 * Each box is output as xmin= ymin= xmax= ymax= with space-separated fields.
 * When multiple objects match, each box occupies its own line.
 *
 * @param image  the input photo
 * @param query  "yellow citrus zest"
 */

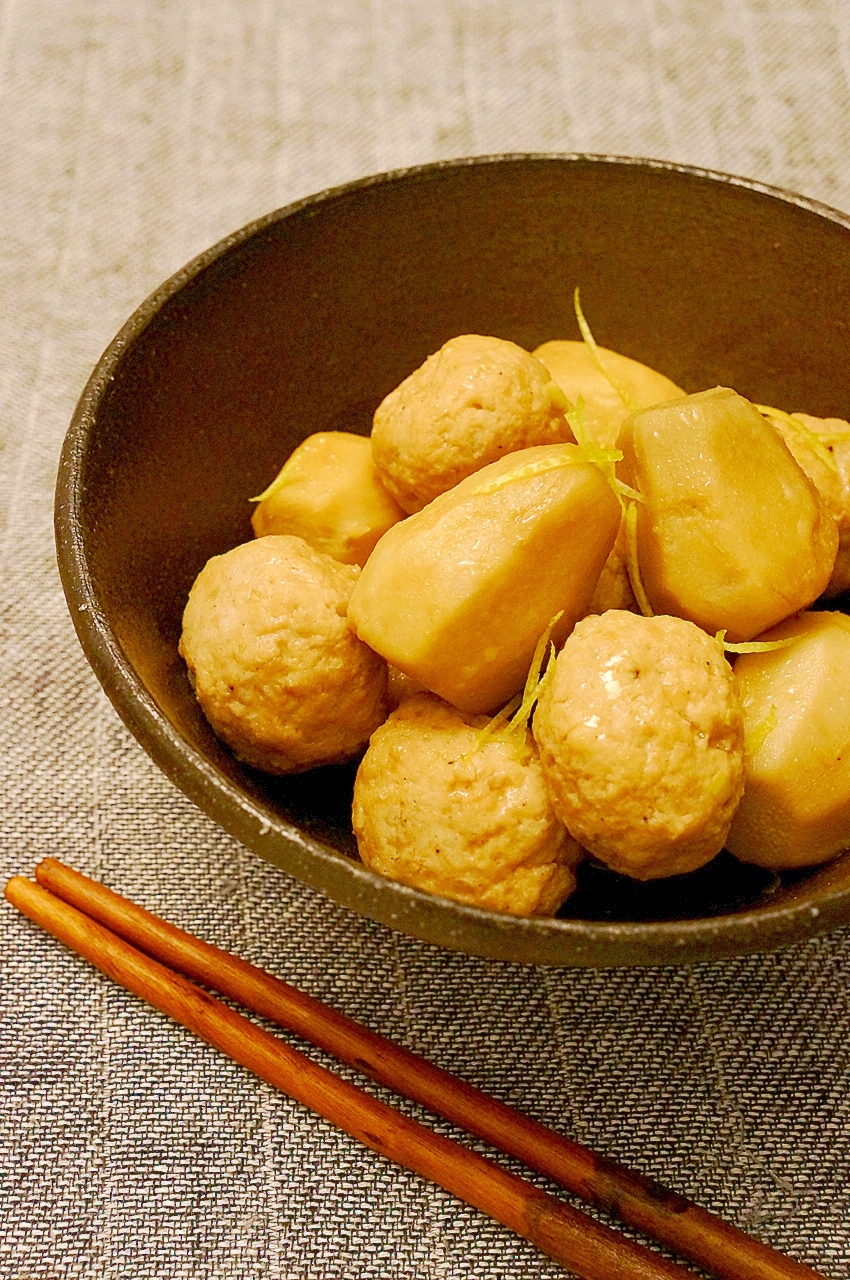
xmin=714 ymin=629 xmax=797 ymax=654
xmin=566 ymin=398 xmax=642 ymax=508
xmin=474 ymin=613 xmax=563 ymax=752
xmin=504 ymin=614 xmax=562 ymax=738
xmin=465 ymin=693 xmax=523 ymax=758
xmin=624 ymin=499 xmax=654 ymax=617
xmin=250 ymin=465 xmax=290 ymax=504
xmin=745 ymin=704 xmax=778 ymax=758
xmin=471 ymin=451 xmax=581 ymax=496
xmin=573 ymin=287 xmax=642 ymax=415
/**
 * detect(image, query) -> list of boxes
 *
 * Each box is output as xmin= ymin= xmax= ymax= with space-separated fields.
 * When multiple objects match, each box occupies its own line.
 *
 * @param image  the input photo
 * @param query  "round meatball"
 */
xmin=533 ymin=611 xmax=744 ymax=879
xmin=179 ymin=535 xmax=388 ymax=774
xmin=352 ymin=693 xmax=581 ymax=915
xmin=371 ymin=334 xmax=573 ymax=513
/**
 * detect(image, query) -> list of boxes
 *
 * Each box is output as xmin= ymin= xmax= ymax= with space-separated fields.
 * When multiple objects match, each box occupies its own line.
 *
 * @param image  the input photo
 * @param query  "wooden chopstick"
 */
xmin=5 ymin=872 xmax=692 ymax=1280
xmin=8 ymin=860 xmax=830 ymax=1280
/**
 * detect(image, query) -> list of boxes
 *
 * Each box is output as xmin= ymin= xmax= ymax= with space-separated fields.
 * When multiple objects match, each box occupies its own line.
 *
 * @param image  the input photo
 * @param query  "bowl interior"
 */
xmin=58 ymin=155 xmax=850 ymax=965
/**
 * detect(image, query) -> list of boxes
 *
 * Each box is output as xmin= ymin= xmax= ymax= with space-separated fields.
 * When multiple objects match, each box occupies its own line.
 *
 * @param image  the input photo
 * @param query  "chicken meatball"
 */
xmin=371 ymin=334 xmax=573 ymax=513
xmin=533 ymin=611 xmax=744 ymax=879
xmin=179 ymin=535 xmax=388 ymax=774
xmin=352 ymin=693 xmax=581 ymax=915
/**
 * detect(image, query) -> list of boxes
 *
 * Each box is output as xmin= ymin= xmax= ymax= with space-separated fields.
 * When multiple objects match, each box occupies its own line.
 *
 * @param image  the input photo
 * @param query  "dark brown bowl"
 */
xmin=56 ymin=154 xmax=850 ymax=966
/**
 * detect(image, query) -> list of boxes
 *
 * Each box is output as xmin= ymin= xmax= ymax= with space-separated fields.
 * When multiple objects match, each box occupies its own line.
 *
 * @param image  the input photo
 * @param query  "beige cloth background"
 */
xmin=1 ymin=2 xmax=849 ymax=1277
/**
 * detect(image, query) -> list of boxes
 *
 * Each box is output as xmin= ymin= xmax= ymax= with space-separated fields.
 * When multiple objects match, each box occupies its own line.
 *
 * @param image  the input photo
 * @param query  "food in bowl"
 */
xmin=726 ymin=610 xmax=850 ymax=868
xmin=178 ymin=314 xmax=850 ymax=916
xmin=532 ymin=610 xmax=744 ymax=880
xmin=618 ymin=387 xmax=837 ymax=640
xmin=352 ymin=692 xmax=582 ymax=915
xmin=531 ymin=337 xmax=684 ymax=449
xmin=347 ymin=442 xmax=621 ymax=713
xmin=370 ymin=334 xmax=573 ymax=512
xmin=179 ymin=535 xmax=388 ymax=774
xmin=760 ymin=409 xmax=850 ymax=597
xmin=251 ymin=431 xmax=405 ymax=566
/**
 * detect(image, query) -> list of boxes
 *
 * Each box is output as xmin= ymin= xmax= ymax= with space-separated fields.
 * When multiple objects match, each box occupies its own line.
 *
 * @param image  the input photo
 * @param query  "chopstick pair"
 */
xmin=5 ymin=861 xmax=827 ymax=1280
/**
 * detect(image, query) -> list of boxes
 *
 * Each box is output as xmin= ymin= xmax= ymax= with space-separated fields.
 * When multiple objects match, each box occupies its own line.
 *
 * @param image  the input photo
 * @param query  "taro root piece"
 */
xmin=583 ymin=515 xmax=637 ymax=617
xmin=353 ymin=693 xmax=582 ymax=915
xmin=251 ymin=431 xmax=405 ymax=567
xmin=534 ymin=339 xmax=683 ymax=449
xmin=787 ymin=412 xmax=850 ymax=598
xmin=619 ymin=387 xmax=838 ymax=642
xmin=179 ymin=535 xmax=388 ymax=774
xmin=533 ymin=611 xmax=744 ymax=880
xmin=347 ymin=443 xmax=622 ymax=714
xmin=371 ymin=334 xmax=573 ymax=514
xmin=726 ymin=611 xmax=850 ymax=869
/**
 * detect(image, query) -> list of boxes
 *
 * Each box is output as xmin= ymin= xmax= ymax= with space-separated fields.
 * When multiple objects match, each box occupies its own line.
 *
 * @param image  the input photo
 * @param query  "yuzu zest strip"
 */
xmin=467 ymin=693 xmax=523 ymax=755
xmin=812 ymin=428 xmax=850 ymax=443
xmin=470 ymin=451 xmax=583 ymax=496
xmin=565 ymin=399 xmax=642 ymax=505
xmin=250 ymin=466 xmax=290 ymax=504
xmin=624 ymin=499 xmax=654 ymax=617
xmin=745 ymin=704 xmax=778 ymax=757
xmin=503 ymin=612 xmax=563 ymax=739
xmin=471 ymin=614 xmax=563 ymax=754
xmin=714 ymin=630 xmax=797 ymax=655
xmin=573 ymin=287 xmax=642 ymax=415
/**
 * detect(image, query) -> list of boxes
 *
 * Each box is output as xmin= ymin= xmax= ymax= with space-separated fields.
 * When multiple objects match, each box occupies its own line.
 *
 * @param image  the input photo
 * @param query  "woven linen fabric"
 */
xmin=1 ymin=1 xmax=850 ymax=1276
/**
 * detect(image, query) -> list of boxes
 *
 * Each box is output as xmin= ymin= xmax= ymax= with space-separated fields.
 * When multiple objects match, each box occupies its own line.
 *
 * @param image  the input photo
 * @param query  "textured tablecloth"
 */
xmin=1 ymin=2 xmax=849 ymax=1276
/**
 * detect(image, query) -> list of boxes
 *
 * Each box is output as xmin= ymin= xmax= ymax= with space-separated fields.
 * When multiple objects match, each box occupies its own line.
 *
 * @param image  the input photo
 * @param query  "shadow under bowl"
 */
xmin=56 ymin=154 xmax=850 ymax=966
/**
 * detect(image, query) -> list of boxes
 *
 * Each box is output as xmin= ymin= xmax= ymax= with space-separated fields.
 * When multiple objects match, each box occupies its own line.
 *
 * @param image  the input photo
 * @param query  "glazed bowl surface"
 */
xmin=56 ymin=154 xmax=850 ymax=966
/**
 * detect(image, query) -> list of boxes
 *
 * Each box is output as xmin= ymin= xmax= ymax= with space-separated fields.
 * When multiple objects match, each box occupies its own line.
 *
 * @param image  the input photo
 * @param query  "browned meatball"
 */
xmin=180 ymin=535 xmax=387 ymax=774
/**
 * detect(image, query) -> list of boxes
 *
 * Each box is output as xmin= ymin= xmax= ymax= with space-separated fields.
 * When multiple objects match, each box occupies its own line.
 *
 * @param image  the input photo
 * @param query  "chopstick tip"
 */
xmin=5 ymin=874 xmax=34 ymax=907
xmin=34 ymin=856 xmax=62 ymax=883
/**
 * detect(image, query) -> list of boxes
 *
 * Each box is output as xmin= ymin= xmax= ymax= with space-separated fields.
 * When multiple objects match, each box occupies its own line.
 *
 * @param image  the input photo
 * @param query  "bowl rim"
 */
xmin=55 ymin=151 xmax=850 ymax=966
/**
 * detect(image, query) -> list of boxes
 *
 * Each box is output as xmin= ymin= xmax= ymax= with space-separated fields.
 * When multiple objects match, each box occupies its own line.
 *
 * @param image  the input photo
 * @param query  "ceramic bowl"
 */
xmin=56 ymin=154 xmax=850 ymax=965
